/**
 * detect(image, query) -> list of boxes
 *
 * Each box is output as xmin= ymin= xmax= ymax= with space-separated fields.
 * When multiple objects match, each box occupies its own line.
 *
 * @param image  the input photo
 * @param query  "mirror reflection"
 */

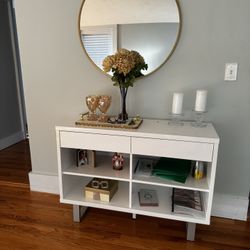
xmin=79 ymin=0 xmax=181 ymax=75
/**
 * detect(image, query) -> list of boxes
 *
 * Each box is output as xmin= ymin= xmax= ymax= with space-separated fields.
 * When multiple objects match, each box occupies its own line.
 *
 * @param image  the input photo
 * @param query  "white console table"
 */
xmin=55 ymin=119 xmax=219 ymax=241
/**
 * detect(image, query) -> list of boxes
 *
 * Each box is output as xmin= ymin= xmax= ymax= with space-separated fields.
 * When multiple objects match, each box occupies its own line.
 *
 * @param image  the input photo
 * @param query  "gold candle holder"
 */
xmin=86 ymin=95 xmax=100 ymax=121
xmin=98 ymin=95 xmax=111 ymax=122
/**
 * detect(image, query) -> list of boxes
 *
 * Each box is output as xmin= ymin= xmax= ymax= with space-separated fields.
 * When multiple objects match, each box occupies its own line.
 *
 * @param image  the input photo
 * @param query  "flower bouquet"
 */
xmin=102 ymin=49 xmax=147 ymax=122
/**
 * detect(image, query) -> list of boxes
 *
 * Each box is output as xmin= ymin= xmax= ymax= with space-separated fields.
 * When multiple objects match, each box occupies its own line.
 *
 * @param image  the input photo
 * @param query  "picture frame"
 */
xmin=77 ymin=149 xmax=96 ymax=167
xmin=134 ymin=158 xmax=155 ymax=176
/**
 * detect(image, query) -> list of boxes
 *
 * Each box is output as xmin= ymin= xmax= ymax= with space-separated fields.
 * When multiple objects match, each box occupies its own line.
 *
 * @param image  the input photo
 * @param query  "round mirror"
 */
xmin=79 ymin=0 xmax=181 ymax=76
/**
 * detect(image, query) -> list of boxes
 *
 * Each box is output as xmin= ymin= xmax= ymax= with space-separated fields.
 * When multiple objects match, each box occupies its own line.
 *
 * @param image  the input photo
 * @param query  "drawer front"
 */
xmin=60 ymin=131 xmax=130 ymax=153
xmin=132 ymin=137 xmax=213 ymax=162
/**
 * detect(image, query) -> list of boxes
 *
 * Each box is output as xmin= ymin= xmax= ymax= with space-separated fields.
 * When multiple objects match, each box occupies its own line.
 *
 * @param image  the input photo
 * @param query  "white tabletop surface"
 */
xmin=56 ymin=119 xmax=219 ymax=143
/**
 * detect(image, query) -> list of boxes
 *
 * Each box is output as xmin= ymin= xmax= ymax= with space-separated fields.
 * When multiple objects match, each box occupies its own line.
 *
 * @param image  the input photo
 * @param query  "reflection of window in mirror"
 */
xmin=81 ymin=25 xmax=117 ymax=69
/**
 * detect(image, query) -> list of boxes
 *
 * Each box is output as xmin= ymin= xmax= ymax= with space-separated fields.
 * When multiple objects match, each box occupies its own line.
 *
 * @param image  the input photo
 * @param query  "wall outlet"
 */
xmin=224 ymin=63 xmax=238 ymax=81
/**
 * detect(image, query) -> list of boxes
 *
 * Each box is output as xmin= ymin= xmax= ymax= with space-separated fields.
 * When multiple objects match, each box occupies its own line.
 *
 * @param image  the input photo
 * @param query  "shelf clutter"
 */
xmin=76 ymin=153 xmax=207 ymax=211
xmin=84 ymin=178 xmax=118 ymax=202
xmin=172 ymin=188 xmax=204 ymax=216
xmin=152 ymin=157 xmax=191 ymax=183
xmin=135 ymin=157 xmax=193 ymax=183
xmin=138 ymin=189 xmax=159 ymax=206
xmin=134 ymin=158 xmax=156 ymax=177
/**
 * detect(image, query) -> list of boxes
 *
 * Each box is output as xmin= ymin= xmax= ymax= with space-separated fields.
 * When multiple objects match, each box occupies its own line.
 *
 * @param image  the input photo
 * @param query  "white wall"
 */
xmin=15 ymin=0 xmax=250 ymax=202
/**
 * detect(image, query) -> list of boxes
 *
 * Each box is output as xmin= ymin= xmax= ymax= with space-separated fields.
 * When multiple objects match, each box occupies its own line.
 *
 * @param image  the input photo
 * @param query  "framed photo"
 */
xmin=77 ymin=149 xmax=96 ymax=167
xmin=134 ymin=158 xmax=155 ymax=176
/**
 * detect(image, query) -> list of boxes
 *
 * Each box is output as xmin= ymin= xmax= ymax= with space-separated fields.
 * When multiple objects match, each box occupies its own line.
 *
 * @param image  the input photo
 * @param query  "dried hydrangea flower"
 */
xmin=113 ymin=52 xmax=135 ymax=76
xmin=131 ymin=50 xmax=145 ymax=65
xmin=117 ymin=48 xmax=130 ymax=55
xmin=102 ymin=55 xmax=115 ymax=73
xmin=102 ymin=48 xmax=147 ymax=87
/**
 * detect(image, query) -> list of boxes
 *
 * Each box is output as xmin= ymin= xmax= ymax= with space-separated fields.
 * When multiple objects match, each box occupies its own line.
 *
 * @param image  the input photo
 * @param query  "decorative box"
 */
xmin=84 ymin=178 xmax=118 ymax=202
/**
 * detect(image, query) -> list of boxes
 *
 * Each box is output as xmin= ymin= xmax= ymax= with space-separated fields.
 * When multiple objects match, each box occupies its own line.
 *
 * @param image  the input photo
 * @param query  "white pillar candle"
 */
xmin=195 ymin=90 xmax=207 ymax=112
xmin=172 ymin=92 xmax=183 ymax=115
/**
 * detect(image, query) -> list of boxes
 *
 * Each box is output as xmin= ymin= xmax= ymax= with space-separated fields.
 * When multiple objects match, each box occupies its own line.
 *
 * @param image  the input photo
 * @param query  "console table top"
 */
xmin=56 ymin=119 xmax=219 ymax=144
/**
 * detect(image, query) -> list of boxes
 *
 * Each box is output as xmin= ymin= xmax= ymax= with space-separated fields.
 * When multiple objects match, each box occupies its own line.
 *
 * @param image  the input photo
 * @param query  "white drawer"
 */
xmin=60 ymin=131 xmax=130 ymax=153
xmin=132 ymin=137 xmax=213 ymax=162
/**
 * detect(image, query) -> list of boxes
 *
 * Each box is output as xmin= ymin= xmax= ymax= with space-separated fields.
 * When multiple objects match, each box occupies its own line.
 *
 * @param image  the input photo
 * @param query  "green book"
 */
xmin=152 ymin=157 xmax=191 ymax=183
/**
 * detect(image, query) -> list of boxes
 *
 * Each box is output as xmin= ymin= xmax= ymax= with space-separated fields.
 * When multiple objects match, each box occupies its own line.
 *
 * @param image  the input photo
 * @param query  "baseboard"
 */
xmin=28 ymin=173 xmax=249 ymax=221
xmin=212 ymin=193 xmax=249 ymax=221
xmin=0 ymin=131 xmax=26 ymax=150
xmin=28 ymin=172 xmax=59 ymax=194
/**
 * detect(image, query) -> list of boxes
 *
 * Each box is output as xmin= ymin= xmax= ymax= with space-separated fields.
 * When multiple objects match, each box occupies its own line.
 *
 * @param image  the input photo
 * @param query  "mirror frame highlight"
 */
xmin=78 ymin=0 xmax=182 ymax=77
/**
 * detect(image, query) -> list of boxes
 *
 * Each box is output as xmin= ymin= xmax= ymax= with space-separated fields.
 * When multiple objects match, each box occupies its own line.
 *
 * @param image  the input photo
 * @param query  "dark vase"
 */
xmin=118 ymin=86 xmax=128 ymax=122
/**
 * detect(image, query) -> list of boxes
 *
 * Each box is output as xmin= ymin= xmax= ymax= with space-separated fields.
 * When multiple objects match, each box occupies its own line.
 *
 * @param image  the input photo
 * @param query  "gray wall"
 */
xmin=118 ymin=23 xmax=179 ymax=74
xmin=15 ymin=0 xmax=250 ymax=197
xmin=0 ymin=0 xmax=22 ymax=142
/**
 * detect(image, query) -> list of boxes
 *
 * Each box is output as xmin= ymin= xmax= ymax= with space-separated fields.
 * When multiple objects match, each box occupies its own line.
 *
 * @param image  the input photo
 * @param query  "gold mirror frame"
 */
xmin=78 ymin=0 xmax=182 ymax=77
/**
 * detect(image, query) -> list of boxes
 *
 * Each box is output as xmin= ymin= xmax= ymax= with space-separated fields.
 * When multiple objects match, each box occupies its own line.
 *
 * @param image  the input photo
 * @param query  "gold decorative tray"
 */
xmin=75 ymin=113 xmax=143 ymax=129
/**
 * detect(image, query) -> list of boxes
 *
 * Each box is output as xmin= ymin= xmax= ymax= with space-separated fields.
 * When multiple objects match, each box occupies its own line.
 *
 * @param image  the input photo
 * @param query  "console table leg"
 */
xmin=73 ymin=205 xmax=87 ymax=222
xmin=186 ymin=222 xmax=196 ymax=241
xmin=132 ymin=213 xmax=136 ymax=219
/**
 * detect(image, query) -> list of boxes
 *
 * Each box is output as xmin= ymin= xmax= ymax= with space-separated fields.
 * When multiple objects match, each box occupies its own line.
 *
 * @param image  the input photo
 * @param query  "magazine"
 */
xmin=172 ymin=188 xmax=204 ymax=216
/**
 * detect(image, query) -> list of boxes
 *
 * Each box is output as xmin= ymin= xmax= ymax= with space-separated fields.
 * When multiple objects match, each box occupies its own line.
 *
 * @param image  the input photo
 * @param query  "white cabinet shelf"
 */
xmin=56 ymin=119 xmax=219 ymax=240
xmin=133 ymin=174 xmax=209 ymax=192
xmin=63 ymin=155 xmax=130 ymax=181
xmin=62 ymin=179 xmax=130 ymax=213
xmin=131 ymin=184 xmax=207 ymax=224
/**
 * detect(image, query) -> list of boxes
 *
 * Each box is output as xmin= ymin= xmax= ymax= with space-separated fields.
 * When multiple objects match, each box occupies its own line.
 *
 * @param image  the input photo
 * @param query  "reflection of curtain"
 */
xmin=81 ymin=25 xmax=117 ymax=69
xmin=82 ymin=34 xmax=112 ymax=68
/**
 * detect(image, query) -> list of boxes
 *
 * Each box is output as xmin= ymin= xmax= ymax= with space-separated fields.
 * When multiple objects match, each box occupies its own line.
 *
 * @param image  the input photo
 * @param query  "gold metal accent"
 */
xmin=78 ymin=0 xmax=182 ymax=78
xmin=97 ymin=95 xmax=112 ymax=122
xmin=85 ymin=95 xmax=100 ymax=121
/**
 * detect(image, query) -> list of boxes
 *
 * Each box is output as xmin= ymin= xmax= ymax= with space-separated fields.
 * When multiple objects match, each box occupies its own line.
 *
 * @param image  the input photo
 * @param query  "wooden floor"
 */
xmin=0 ymin=140 xmax=31 ymax=184
xmin=0 ymin=141 xmax=249 ymax=249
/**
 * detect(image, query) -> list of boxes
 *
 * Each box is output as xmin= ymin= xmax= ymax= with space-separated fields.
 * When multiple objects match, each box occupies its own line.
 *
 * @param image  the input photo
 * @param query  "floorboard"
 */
xmin=0 ymin=140 xmax=31 ymax=184
xmin=0 ymin=140 xmax=249 ymax=249
xmin=0 ymin=182 xmax=249 ymax=250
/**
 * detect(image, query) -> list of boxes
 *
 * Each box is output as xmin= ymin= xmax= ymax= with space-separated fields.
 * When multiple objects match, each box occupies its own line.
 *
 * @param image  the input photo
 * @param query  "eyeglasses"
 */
xmin=91 ymin=179 xmax=109 ymax=189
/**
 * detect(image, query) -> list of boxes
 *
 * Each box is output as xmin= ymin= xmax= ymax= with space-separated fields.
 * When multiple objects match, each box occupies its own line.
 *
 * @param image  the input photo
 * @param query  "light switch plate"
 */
xmin=224 ymin=63 xmax=238 ymax=81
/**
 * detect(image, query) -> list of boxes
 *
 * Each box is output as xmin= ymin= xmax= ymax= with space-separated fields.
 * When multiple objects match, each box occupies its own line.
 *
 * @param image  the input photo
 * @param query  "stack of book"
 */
xmin=152 ymin=157 xmax=191 ymax=183
xmin=172 ymin=188 xmax=203 ymax=216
